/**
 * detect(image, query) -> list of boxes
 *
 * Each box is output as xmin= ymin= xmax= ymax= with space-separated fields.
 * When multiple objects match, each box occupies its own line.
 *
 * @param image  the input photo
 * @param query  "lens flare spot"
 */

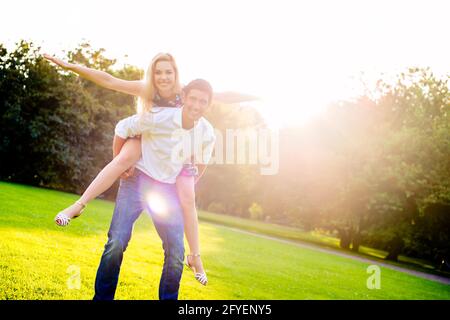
xmin=146 ymin=192 xmax=168 ymax=217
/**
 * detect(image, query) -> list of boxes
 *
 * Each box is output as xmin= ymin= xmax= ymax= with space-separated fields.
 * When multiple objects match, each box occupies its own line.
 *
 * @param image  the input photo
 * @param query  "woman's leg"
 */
xmin=57 ymin=139 xmax=141 ymax=220
xmin=175 ymin=175 xmax=205 ymax=276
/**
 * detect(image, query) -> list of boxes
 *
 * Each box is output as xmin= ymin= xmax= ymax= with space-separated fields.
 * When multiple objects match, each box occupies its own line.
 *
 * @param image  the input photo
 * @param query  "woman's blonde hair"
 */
xmin=137 ymin=52 xmax=182 ymax=113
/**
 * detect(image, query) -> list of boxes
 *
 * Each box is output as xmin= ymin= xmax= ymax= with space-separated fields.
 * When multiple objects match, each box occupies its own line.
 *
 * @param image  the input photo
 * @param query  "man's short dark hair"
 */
xmin=183 ymin=79 xmax=213 ymax=104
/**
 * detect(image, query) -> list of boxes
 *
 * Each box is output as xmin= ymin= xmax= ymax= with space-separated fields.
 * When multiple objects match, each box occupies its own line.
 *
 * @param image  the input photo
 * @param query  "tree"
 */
xmin=0 ymin=40 xmax=139 ymax=194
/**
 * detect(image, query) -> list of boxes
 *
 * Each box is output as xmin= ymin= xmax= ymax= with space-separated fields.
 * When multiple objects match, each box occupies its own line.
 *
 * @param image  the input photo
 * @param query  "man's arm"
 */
xmin=194 ymin=164 xmax=207 ymax=184
xmin=115 ymin=113 xmax=154 ymax=139
xmin=112 ymin=134 xmax=138 ymax=179
xmin=112 ymin=135 xmax=127 ymax=158
xmin=194 ymin=128 xmax=216 ymax=183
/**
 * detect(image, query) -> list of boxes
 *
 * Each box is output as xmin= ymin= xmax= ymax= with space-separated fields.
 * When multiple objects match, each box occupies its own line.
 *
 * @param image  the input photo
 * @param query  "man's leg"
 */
xmin=142 ymin=177 xmax=185 ymax=300
xmin=93 ymin=171 xmax=144 ymax=300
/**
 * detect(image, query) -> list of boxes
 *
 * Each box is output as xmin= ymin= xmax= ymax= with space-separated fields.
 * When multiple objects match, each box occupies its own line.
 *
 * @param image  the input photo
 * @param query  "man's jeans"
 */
xmin=93 ymin=169 xmax=185 ymax=300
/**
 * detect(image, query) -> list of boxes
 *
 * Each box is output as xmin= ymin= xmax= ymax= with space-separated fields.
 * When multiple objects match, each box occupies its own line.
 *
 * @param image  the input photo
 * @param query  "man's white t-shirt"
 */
xmin=115 ymin=107 xmax=215 ymax=183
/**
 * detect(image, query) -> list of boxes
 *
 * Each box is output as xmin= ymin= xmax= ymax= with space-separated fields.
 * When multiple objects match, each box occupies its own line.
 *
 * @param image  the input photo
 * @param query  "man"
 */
xmin=93 ymin=79 xmax=215 ymax=300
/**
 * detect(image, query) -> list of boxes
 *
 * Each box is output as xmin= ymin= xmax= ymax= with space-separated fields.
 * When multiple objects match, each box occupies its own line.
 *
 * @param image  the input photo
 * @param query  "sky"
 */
xmin=1 ymin=0 xmax=449 ymax=126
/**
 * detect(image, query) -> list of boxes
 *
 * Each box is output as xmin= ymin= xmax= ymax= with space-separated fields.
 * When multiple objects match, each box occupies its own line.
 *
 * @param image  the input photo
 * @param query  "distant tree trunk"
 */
xmin=338 ymin=228 xmax=351 ymax=249
xmin=351 ymin=232 xmax=361 ymax=252
xmin=385 ymin=235 xmax=404 ymax=261
xmin=438 ymin=257 xmax=450 ymax=272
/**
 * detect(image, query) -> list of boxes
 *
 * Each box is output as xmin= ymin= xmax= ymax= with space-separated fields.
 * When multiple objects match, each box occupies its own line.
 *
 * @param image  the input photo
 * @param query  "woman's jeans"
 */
xmin=93 ymin=169 xmax=185 ymax=300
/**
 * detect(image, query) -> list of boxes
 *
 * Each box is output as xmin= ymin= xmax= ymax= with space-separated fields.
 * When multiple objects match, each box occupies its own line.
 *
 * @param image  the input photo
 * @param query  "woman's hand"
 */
xmin=43 ymin=54 xmax=74 ymax=70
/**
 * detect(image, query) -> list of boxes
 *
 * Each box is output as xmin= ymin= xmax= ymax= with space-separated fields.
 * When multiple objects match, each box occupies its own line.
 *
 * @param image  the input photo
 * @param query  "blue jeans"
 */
xmin=93 ymin=169 xmax=185 ymax=300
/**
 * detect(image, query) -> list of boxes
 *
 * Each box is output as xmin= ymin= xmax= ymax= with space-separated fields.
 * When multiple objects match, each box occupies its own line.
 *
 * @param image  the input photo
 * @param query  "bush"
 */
xmin=248 ymin=202 xmax=264 ymax=220
xmin=207 ymin=202 xmax=226 ymax=214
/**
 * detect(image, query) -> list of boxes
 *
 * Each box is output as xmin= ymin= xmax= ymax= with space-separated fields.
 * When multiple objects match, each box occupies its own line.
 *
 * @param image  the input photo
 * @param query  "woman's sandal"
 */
xmin=185 ymin=253 xmax=208 ymax=286
xmin=54 ymin=200 xmax=86 ymax=227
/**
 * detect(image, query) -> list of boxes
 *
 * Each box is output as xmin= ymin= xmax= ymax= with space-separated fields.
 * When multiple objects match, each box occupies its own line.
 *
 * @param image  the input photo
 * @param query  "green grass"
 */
xmin=0 ymin=181 xmax=449 ymax=300
xmin=198 ymin=211 xmax=443 ymax=274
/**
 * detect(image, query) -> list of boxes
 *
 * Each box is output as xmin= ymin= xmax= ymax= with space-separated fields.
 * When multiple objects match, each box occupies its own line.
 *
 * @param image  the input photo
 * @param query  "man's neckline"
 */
xmin=173 ymin=107 xmax=200 ymax=131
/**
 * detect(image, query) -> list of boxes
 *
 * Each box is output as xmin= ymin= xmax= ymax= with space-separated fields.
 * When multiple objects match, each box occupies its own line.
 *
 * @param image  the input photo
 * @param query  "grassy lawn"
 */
xmin=0 ymin=181 xmax=449 ymax=300
xmin=198 ymin=211 xmax=441 ymax=273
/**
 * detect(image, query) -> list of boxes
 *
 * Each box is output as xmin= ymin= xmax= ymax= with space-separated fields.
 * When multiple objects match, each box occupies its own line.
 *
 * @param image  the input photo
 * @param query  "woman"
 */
xmin=44 ymin=52 xmax=207 ymax=286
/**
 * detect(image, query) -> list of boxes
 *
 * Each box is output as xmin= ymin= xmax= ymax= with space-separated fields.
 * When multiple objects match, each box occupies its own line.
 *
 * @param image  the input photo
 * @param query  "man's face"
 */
xmin=182 ymin=89 xmax=210 ymax=122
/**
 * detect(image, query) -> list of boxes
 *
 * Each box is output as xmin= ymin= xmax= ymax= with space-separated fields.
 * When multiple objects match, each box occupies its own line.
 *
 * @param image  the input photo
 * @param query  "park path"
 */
xmin=216 ymin=224 xmax=450 ymax=286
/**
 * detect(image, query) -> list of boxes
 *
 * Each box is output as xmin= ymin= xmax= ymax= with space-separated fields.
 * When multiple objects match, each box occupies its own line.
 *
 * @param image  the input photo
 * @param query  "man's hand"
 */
xmin=120 ymin=166 xmax=135 ymax=179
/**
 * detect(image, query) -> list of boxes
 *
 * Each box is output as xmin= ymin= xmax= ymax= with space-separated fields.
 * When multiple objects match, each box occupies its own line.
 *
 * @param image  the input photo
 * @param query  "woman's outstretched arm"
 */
xmin=43 ymin=54 xmax=145 ymax=97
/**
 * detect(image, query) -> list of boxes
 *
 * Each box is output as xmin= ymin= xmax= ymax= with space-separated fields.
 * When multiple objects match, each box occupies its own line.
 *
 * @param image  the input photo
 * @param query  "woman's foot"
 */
xmin=55 ymin=200 xmax=86 ymax=226
xmin=185 ymin=254 xmax=208 ymax=286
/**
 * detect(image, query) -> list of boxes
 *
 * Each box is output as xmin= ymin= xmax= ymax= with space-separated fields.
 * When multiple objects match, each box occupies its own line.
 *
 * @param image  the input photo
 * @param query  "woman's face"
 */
xmin=153 ymin=60 xmax=176 ymax=95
